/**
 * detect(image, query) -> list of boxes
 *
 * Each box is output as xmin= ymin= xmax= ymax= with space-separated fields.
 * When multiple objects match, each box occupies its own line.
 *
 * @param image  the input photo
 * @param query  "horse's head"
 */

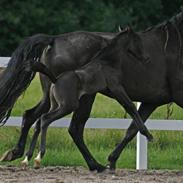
xmin=116 ymin=26 xmax=149 ymax=63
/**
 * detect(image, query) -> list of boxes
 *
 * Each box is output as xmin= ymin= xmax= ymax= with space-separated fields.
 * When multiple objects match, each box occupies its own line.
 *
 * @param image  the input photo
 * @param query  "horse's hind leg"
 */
xmin=68 ymin=94 xmax=106 ymax=172
xmin=0 ymin=96 xmax=50 ymax=162
xmin=22 ymin=89 xmax=59 ymax=167
xmin=108 ymin=103 xmax=158 ymax=170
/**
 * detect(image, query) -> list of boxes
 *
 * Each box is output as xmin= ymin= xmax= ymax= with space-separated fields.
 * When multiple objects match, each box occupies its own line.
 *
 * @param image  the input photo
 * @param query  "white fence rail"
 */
xmin=0 ymin=57 xmax=182 ymax=170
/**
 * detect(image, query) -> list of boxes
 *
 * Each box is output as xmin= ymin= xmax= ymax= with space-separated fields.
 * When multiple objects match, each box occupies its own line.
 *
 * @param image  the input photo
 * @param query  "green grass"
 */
xmin=0 ymin=75 xmax=183 ymax=169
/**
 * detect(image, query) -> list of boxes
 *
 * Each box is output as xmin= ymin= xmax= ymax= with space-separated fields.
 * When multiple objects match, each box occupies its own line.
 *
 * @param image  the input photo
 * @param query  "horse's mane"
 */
xmin=143 ymin=11 xmax=183 ymax=32
xmin=143 ymin=10 xmax=183 ymax=63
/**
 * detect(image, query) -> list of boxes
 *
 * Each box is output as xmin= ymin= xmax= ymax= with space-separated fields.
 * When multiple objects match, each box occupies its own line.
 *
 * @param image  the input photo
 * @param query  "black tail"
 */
xmin=0 ymin=34 xmax=54 ymax=125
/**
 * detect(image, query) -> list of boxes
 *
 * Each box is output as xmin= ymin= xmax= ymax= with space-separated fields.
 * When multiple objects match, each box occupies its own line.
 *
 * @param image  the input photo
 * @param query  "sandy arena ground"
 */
xmin=0 ymin=166 xmax=183 ymax=183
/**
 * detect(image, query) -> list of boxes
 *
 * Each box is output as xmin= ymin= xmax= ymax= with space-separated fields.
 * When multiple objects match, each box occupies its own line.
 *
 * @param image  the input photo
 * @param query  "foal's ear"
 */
xmin=118 ymin=25 xmax=123 ymax=32
xmin=125 ymin=25 xmax=134 ymax=33
xmin=75 ymin=70 xmax=87 ymax=83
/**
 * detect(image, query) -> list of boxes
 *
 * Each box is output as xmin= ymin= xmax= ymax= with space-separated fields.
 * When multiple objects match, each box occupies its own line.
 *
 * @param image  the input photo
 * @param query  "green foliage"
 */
xmin=0 ymin=0 xmax=182 ymax=56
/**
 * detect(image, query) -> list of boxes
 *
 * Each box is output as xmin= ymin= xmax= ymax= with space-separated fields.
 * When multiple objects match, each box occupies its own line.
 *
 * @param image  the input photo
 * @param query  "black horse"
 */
xmin=0 ymin=30 xmax=150 ymax=169
xmin=19 ymin=10 xmax=183 ymax=172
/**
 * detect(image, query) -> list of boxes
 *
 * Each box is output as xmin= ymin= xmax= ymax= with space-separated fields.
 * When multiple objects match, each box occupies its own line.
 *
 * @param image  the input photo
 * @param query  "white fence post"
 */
xmin=0 ymin=57 xmax=10 ymax=67
xmin=136 ymin=102 xmax=148 ymax=170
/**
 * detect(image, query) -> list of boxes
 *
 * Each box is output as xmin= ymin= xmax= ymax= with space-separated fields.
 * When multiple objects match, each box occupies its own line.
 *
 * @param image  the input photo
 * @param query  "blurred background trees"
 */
xmin=0 ymin=0 xmax=182 ymax=56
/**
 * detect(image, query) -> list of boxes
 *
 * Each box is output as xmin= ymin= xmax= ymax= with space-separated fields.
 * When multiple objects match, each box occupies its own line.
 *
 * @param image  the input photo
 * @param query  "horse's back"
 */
xmin=41 ymin=31 xmax=110 ymax=76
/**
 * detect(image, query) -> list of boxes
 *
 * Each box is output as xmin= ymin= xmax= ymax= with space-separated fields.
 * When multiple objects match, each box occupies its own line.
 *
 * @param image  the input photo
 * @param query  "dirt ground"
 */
xmin=0 ymin=166 xmax=183 ymax=183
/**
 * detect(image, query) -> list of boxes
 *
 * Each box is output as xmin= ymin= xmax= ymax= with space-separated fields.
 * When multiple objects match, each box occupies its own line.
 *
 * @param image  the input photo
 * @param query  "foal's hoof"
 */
xmin=21 ymin=157 xmax=29 ymax=170
xmin=90 ymin=164 xmax=106 ymax=173
xmin=107 ymin=161 xmax=116 ymax=173
xmin=106 ymin=165 xmax=115 ymax=174
xmin=21 ymin=161 xmax=28 ymax=170
xmin=0 ymin=149 xmax=23 ymax=162
xmin=34 ymin=159 xmax=41 ymax=169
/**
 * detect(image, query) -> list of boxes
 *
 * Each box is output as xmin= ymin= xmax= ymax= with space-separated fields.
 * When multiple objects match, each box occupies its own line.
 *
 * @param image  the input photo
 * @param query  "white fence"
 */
xmin=1 ymin=57 xmax=183 ymax=170
xmin=0 ymin=57 xmax=10 ymax=67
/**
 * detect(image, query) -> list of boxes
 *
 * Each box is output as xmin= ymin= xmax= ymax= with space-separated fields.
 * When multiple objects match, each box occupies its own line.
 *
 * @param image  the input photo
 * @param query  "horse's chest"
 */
xmin=121 ymin=75 xmax=171 ymax=103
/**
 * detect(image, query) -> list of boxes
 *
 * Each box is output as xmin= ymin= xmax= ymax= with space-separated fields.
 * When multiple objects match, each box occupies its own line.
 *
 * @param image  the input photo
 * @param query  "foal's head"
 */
xmin=113 ymin=26 xmax=149 ymax=63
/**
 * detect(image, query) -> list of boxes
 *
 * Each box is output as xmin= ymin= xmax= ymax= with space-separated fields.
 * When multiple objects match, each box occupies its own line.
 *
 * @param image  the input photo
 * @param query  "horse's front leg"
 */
xmin=107 ymin=80 xmax=153 ymax=141
xmin=68 ymin=94 xmax=106 ymax=173
xmin=108 ymin=103 xmax=158 ymax=170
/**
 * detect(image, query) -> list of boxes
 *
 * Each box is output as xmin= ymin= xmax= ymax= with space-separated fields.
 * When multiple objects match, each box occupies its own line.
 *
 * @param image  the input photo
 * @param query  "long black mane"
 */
xmin=143 ymin=11 xmax=183 ymax=62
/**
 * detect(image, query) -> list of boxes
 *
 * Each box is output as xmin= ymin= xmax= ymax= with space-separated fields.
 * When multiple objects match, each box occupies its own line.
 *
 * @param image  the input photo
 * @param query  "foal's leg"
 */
xmin=108 ymin=103 xmax=157 ymax=170
xmin=0 ymin=98 xmax=50 ymax=162
xmin=108 ymin=83 xmax=153 ymax=141
xmin=22 ymin=87 xmax=59 ymax=167
xmin=68 ymin=94 xmax=106 ymax=172
xmin=34 ymin=105 xmax=73 ymax=169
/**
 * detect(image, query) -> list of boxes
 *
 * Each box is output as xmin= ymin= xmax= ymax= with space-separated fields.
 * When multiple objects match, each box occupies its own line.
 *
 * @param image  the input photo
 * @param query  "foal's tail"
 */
xmin=0 ymin=34 xmax=55 ymax=125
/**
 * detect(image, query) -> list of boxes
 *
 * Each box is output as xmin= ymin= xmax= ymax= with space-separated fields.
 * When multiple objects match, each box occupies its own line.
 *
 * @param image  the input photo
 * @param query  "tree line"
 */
xmin=0 ymin=0 xmax=182 ymax=56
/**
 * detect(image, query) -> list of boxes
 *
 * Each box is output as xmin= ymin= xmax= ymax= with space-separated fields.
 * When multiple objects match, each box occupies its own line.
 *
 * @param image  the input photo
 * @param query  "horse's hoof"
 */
xmin=89 ymin=164 xmax=106 ymax=173
xmin=102 ymin=165 xmax=115 ymax=174
xmin=106 ymin=163 xmax=116 ymax=173
xmin=34 ymin=159 xmax=41 ymax=169
xmin=21 ymin=161 xmax=28 ymax=170
xmin=0 ymin=149 xmax=23 ymax=162
xmin=0 ymin=150 xmax=14 ymax=161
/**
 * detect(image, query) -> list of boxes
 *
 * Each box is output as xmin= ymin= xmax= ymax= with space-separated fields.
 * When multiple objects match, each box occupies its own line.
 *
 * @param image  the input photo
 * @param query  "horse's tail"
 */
xmin=0 ymin=34 xmax=55 ymax=125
